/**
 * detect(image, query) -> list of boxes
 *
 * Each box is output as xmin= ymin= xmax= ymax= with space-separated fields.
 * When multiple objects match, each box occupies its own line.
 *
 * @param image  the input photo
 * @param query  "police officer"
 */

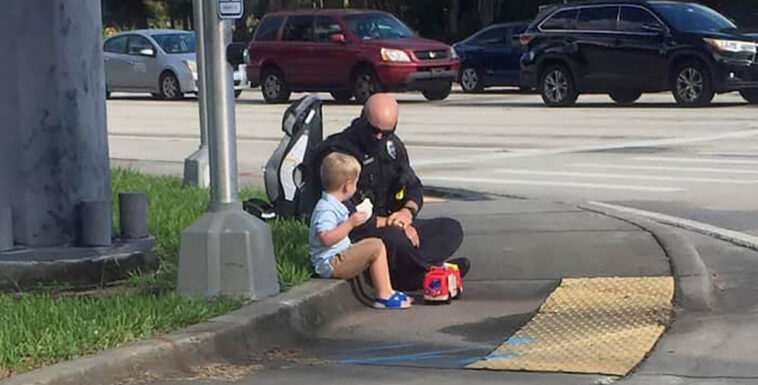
xmin=322 ymin=93 xmax=469 ymax=290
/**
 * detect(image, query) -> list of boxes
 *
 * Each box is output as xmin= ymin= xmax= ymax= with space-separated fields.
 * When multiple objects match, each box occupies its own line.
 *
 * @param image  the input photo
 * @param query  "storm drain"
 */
xmin=467 ymin=277 xmax=674 ymax=376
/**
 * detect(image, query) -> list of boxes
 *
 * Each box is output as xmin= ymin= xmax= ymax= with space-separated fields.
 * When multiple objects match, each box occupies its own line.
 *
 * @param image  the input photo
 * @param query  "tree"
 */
xmin=102 ymin=0 xmax=150 ymax=30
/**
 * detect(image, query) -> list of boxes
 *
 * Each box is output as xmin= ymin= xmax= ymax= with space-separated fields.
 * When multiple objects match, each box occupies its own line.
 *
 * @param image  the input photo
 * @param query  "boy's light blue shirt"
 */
xmin=309 ymin=192 xmax=351 ymax=278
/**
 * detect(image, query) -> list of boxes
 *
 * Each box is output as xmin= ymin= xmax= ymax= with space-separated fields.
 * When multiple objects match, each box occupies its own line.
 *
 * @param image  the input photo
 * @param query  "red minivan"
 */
xmin=245 ymin=10 xmax=460 ymax=103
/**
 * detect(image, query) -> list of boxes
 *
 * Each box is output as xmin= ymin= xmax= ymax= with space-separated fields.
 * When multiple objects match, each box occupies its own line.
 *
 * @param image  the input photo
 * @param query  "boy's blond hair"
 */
xmin=320 ymin=152 xmax=361 ymax=192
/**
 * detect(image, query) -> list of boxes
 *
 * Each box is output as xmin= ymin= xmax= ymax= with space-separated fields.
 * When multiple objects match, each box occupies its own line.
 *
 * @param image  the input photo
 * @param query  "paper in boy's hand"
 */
xmin=356 ymin=198 xmax=373 ymax=218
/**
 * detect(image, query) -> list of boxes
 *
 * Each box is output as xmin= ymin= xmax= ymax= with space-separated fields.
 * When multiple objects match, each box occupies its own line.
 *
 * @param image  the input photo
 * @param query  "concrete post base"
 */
xmin=183 ymin=146 xmax=211 ymax=188
xmin=177 ymin=203 xmax=279 ymax=299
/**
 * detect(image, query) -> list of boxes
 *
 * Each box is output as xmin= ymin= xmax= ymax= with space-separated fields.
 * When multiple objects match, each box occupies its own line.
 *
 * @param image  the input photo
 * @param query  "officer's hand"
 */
xmin=349 ymin=212 xmax=370 ymax=227
xmin=388 ymin=208 xmax=413 ymax=229
xmin=405 ymin=225 xmax=420 ymax=248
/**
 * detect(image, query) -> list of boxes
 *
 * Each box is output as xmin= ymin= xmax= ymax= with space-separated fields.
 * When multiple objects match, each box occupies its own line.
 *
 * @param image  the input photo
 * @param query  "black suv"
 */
xmin=520 ymin=1 xmax=758 ymax=107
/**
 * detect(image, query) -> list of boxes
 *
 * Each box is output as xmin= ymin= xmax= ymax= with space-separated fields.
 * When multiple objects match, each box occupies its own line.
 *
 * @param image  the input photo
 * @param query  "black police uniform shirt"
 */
xmin=323 ymin=117 xmax=424 ymax=217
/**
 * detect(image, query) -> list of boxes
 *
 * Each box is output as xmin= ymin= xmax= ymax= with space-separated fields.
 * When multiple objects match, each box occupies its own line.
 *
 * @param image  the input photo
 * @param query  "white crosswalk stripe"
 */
xmin=493 ymin=169 xmax=758 ymax=184
xmin=571 ymin=163 xmax=758 ymax=175
xmin=423 ymin=176 xmax=684 ymax=192
xmin=634 ymin=156 xmax=758 ymax=165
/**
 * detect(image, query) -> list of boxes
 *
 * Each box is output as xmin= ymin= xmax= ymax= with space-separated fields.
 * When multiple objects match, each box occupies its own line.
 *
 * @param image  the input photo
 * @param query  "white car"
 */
xmin=104 ymin=29 xmax=246 ymax=99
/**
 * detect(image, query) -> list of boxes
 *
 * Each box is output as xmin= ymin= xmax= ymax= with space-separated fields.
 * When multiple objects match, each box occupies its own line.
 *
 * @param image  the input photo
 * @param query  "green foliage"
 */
xmin=0 ymin=169 xmax=311 ymax=378
xmin=110 ymin=168 xmax=312 ymax=290
xmin=102 ymin=0 xmax=756 ymax=43
xmin=0 ymin=293 xmax=243 ymax=376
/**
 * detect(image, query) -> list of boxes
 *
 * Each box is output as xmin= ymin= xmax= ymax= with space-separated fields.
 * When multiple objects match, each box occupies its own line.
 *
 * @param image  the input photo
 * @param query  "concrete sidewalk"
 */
xmin=140 ymin=197 xmax=679 ymax=385
xmin=13 ymin=196 xmax=755 ymax=385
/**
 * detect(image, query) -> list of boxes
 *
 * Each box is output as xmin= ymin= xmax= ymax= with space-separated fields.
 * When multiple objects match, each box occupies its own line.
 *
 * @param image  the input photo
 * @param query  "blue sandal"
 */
xmin=374 ymin=291 xmax=411 ymax=309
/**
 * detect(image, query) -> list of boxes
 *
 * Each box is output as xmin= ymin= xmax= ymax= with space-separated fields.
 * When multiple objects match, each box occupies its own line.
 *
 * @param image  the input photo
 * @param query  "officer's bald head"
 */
xmin=364 ymin=93 xmax=398 ymax=135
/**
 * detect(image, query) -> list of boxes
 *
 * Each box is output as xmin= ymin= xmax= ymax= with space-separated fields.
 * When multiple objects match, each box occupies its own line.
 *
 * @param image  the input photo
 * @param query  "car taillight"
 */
xmin=519 ymin=34 xmax=536 ymax=47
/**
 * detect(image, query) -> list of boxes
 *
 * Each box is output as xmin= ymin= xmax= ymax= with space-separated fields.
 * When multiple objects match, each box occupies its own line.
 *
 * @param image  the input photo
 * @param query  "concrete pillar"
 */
xmin=119 ymin=192 xmax=149 ymax=239
xmin=0 ymin=0 xmax=111 ymax=248
xmin=0 ymin=207 xmax=12 ymax=251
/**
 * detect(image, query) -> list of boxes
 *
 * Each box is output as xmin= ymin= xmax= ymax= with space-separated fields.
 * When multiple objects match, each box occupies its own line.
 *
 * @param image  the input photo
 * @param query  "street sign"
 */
xmin=218 ymin=0 xmax=243 ymax=19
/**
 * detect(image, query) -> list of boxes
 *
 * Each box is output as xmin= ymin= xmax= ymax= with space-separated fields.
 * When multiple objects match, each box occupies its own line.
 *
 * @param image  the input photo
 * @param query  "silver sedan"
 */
xmin=104 ymin=29 xmax=245 ymax=99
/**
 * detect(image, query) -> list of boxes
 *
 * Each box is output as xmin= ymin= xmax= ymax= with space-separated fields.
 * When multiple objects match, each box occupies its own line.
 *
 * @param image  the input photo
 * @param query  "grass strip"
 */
xmin=0 ymin=168 xmax=311 ymax=377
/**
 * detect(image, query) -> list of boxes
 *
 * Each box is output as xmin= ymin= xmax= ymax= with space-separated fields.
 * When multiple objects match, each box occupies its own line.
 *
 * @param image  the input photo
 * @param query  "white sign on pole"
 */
xmin=218 ymin=0 xmax=243 ymax=19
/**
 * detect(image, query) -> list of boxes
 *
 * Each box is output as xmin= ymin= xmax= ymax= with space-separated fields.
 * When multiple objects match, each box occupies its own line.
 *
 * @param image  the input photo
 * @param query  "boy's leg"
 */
xmin=331 ymin=238 xmax=383 ymax=280
xmin=367 ymin=242 xmax=394 ymax=299
xmin=331 ymin=238 xmax=399 ymax=301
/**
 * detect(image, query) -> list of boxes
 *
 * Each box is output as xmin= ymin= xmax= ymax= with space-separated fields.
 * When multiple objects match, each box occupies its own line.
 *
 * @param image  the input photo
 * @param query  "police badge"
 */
xmin=386 ymin=140 xmax=397 ymax=160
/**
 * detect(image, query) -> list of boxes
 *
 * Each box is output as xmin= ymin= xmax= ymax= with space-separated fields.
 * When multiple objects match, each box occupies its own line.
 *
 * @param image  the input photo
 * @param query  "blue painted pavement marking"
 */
xmin=503 ymin=336 xmax=534 ymax=346
xmin=339 ymin=346 xmax=489 ymax=365
xmin=485 ymin=351 xmax=519 ymax=360
xmin=341 ymin=343 xmax=415 ymax=354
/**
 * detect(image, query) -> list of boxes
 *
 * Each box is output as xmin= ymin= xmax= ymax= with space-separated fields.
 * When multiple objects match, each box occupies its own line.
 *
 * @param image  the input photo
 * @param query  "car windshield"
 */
xmin=651 ymin=3 xmax=737 ymax=32
xmin=152 ymin=33 xmax=195 ymax=54
xmin=344 ymin=13 xmax=414 ymax=40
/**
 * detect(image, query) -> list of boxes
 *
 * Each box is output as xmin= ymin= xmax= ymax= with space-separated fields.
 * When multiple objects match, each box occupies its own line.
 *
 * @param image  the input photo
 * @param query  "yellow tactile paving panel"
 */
xmin=467 ymin=277 xmax=674 ymax=376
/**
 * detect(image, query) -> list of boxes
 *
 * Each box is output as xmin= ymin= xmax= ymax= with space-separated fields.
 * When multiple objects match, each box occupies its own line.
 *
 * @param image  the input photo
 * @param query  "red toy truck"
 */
xmin=423 ymin=263 xmax=463 ymax=304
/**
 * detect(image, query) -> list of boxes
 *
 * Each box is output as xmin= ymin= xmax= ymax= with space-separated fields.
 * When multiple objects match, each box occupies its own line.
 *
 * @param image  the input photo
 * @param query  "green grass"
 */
xmin=0 ymin=293 xmax=242 ymax=377
xmin=0 ymin=168 xmax=311 ymax=377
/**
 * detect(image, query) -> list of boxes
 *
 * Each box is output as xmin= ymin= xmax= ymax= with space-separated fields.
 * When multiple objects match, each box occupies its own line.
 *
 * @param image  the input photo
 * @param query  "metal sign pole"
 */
xmin=183 ymin=0 xmax=211 ymax=188
xmin=202 ymin=0 xmax=238 ymax=206
xmin=178 ymin=0 xmax=279 ymax=299
xmin=195 ymin=0 xmax=210 ymax=148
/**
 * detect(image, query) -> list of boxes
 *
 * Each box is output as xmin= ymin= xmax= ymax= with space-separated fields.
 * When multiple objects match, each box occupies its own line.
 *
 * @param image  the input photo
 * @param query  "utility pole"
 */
xmin=178 ymin=0 xmax=279 ymax=299
xmin=183 ymin=0 xmax=211 ymax=188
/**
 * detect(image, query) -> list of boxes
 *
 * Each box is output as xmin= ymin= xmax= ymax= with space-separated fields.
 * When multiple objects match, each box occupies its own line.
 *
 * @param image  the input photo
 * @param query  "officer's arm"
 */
xmin=397 ymin=140 xmax=424 ymax=215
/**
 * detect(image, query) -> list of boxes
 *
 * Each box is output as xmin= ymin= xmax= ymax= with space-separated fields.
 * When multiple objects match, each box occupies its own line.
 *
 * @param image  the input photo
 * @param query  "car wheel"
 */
xmin=422 ymin=82 xmax=453 ymax=101
xmin=672 ymin=61 xmax=714 ymax=107
xmin=609 ymin=89 xmax=642 ymax=105
xmin=261 ymin=68 xmax=290 ymax=104
xmin=739 ymin=89 xmax=758 ymax=104
xmin=159 ymin=72 xmax=183 ymax=100
xmin=353 ymin=68 xmax=380 ymax=104
xmin=540 ymin=65 xmax=578 ymax=107
xmin=105 ymin=91 xmax=111 ymax=99
xmin=234 ymin=89 xmax=242 ymax=98
xmin=330 ymin=90 xmax=353 ymax=103
xmin=460 ymin=67 xmax=483 ymax=93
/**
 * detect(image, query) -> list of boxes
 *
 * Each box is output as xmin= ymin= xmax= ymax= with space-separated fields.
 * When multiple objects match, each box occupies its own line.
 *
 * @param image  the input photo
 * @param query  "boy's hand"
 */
xmin=349 ymin=211 xmax=370 ymax=227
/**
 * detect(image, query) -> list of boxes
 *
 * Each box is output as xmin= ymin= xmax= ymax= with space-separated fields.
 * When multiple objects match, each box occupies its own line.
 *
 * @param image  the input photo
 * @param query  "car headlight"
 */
xmin=380 ymin=48 xmax=411 ymax=62
xmin=704 ymin=38 xmax=757 ymax=54
xmin=184 ymin=60 xmax=197 ymax=78
xmin=449 ymin=46 xmax=458 ymax=59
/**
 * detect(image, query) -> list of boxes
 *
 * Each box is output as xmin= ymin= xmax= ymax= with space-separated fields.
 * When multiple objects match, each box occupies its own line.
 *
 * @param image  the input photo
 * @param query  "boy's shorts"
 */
xmin=330 ymin=238 xmax=384 ymax=279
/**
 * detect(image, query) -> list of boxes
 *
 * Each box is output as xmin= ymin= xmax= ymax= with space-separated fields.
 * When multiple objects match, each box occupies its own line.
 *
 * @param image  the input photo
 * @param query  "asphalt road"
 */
xmin=108 ymin=88 xmax=758 ymax=237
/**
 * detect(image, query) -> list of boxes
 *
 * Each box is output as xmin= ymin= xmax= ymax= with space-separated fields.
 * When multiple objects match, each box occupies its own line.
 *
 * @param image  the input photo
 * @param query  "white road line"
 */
xmin=493 ymin=168 xmax=758 ymax=184
xmin=108 ymin=133 xmax=501 ymax=152
xmin=423 ymin=176 xmax=684 ymax=192
xmin=697 ymin=151 xmax=758 ymax=157
xmin=587 ymin=201 xmax=758 ymax=251
xmin=413 ymin=128 xmax=758 ymax=168
xmin=571 ymin=163 xmax=758 ymax=175
xmin=635 ymin=156 xmax=758 ymax=165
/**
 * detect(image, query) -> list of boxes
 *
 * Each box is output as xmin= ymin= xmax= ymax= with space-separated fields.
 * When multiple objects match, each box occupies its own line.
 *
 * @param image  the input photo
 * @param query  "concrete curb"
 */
xmin=0 ymin=279 xmax=360 ymax=385
xmin=579 ymin=204 xmax=715 ymax=312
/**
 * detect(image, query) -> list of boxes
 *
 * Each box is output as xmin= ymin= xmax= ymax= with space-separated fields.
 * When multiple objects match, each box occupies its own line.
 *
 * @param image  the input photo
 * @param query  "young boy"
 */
xmin=309 ymin=152 xmax=411 ymax=309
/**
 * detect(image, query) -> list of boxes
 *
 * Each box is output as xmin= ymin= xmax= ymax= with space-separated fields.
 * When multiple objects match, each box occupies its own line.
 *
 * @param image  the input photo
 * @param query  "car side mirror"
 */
xmin=330 ymin=33 xmax=346 ymax=44
xmin=139 ymin=48 xmax=155 ymax=57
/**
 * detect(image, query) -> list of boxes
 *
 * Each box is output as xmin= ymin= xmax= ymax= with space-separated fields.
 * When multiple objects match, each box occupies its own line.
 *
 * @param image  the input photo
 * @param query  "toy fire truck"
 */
xmin=422 ymin=263 xmax=463 ymax=304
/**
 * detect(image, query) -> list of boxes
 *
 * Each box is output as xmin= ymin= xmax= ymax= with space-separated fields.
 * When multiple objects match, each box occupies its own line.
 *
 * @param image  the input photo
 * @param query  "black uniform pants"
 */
xmin=352 ymin=217 xmax=464 ymax=291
